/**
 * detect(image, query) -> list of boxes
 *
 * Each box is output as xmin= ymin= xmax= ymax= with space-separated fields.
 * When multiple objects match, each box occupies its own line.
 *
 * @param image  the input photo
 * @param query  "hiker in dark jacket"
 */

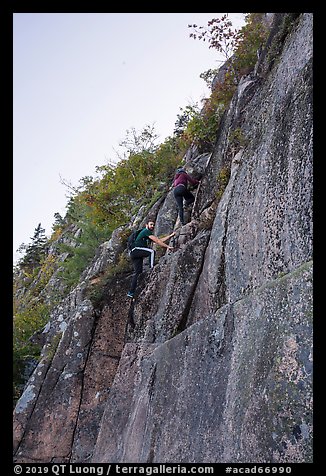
xmin=127 ymin=220 xmax=175 ymax=298
xmin=173 ymin=167 xmax=200 ymax=225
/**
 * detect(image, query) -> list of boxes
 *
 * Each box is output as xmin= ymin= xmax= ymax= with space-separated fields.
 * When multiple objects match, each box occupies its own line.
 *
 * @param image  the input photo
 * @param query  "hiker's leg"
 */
xmin=133 ymin=247 xmax=155 ymax=268
xmin=173 ymin=187 xmax=185 ymax=224
xmin=184 ymin=189 xmax=195 ymax=205
xmin=148 ymin=249 xmax=155 ymax=268
xmin=130 ymin=256 xmax=143 ymax=293
xmin=129 ymin=248 xmax=155 ymax=294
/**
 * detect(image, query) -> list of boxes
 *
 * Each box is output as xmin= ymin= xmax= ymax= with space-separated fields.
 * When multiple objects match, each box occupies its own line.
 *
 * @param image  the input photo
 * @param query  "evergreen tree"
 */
xmin=19 ymin=223 xmax=48 ymax=270
xmin=52 ymin=212 xmax=65 ymax=231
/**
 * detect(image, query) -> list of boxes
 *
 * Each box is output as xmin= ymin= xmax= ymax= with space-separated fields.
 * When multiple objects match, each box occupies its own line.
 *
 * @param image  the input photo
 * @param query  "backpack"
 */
xmin=127 ymin=228 xmax=143 ymax=254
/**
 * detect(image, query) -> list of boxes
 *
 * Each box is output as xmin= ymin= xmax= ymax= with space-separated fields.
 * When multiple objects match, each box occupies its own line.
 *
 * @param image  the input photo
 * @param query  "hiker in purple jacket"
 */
xmin=172 ymin=167 xmax=200 ymax=226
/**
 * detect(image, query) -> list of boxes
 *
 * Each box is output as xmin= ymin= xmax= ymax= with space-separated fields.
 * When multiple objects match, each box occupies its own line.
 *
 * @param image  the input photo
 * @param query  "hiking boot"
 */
xmin=127 ymin=292 xmax=134 ymax=298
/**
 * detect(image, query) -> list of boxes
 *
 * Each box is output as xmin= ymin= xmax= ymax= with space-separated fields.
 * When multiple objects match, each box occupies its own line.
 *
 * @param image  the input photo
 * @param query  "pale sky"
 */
xmin=13 ymin=12 xmax=246 ymax=263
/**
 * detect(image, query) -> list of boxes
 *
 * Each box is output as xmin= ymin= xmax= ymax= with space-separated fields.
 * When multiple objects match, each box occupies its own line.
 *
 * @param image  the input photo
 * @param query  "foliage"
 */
xmin=118 ymin=124 xmax=159 ymax=156
xmin=34 ymin=254 xmax=60 ymax=296
xmin=51 ymin=212 xmax=65 ymax=233
xmin=13 ymin=301 xmax=49 ymax=353
xmin=181 ymin=13 xmax=271 ymax=152
xmin=183 ymin=103 xmax=224 ymax=151
xmin=13 ymin=245 xmax=62 ymax=403
xmin=174 ymin=92 xmax=226 ymax=152
xmin=57 ymin=199 xmax=113 ymax=289
xmin=13 ymin=300 xmax=50 ymax=404
xmin=174 ymin=106 xmax=194 ymax=137
xmin=199 ymin=68 xmax=219 ymax=88
xmin=189 ymin=14 xmax=240 ymax=62
xmin=231 ymin=14 xmax=270 ymax=78
xmin=189 ymin=13 xmax=270 ymax=85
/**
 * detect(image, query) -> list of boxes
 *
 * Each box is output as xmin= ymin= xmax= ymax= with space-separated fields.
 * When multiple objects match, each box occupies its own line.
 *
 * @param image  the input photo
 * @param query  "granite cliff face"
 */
xmin=13 ymin=13 xmax=313 ymax=463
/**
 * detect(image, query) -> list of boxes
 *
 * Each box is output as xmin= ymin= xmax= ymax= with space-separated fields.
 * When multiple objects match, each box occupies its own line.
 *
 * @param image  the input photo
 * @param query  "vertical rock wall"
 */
xmin=92 ymin=13 xmax=313 ymax=463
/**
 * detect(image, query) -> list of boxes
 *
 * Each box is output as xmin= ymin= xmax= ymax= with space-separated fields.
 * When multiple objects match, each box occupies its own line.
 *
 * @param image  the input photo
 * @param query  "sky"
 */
xmin=13 ymin=12 xmax=246 ymax=263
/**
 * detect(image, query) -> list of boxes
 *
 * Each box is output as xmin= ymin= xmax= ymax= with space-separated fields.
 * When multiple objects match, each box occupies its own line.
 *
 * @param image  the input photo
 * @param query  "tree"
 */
xmin=19 ymin=223 xmax=48 ymax=270
xmin=118 ymin=124 xmax=159 ymax=156
xmin=52 ymin=212 xmax=65 ymax=231
xmin=174 ymin=105 xmax=198 ymax=137
xmin=188 ymin=14 xmax=241 ymax=64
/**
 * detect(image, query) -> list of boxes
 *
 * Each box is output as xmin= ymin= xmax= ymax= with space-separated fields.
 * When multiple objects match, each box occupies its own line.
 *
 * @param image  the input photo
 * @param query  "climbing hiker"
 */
xmin=172 ymin=167 xmax=200 ymax=226
xmin=127 ymin=220 xmax=175 ymax=298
